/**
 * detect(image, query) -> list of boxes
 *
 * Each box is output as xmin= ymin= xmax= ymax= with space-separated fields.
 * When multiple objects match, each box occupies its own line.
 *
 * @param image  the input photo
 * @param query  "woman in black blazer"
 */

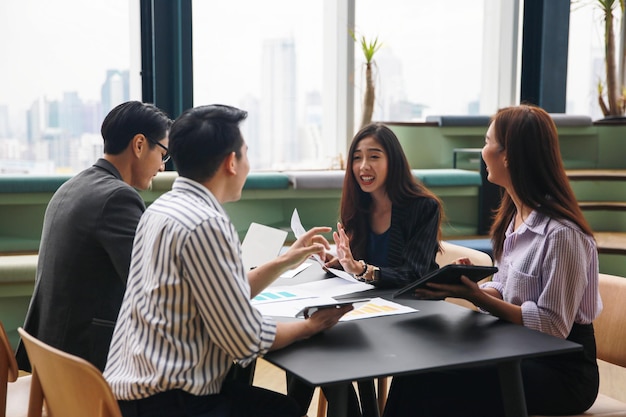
xmin=288 ymin=122 xmax=443 ymax=417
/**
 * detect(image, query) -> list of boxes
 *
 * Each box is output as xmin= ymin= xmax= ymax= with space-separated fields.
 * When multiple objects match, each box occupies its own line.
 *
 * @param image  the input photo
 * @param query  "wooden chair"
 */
xmin=17 ymin=328 xmax=122 ymax=417
xmin=316 ymin=241 xmax=494 ymax=417
xmin=0 ymin=322 xmax=31 ymax=417
xmin=532 ymin=273 xmax=626 ymax=417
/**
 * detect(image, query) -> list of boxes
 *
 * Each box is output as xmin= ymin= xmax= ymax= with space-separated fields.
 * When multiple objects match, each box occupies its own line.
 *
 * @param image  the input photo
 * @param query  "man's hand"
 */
xmin=281 ymin=226 xmax=332 ymax=270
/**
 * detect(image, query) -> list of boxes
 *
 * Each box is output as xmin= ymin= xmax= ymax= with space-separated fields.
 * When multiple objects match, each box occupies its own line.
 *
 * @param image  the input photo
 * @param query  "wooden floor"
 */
xmin=253 ymin=358 xmax=323 ymax=417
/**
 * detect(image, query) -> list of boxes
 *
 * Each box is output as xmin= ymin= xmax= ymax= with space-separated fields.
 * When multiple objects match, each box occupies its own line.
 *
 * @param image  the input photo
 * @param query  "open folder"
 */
xmin=241 ymin=222 xmax=288 ymax=271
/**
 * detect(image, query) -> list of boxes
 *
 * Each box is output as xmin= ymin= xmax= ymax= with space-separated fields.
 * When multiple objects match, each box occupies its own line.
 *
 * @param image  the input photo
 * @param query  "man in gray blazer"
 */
xmin=16 ymin=101 xmax=172 ymax=372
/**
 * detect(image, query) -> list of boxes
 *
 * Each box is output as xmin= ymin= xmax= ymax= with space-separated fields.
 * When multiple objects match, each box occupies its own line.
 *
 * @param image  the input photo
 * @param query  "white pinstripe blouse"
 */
xmin=104 ymin=177 xmax=276 ymax=400
xmin=481 ymin=210 xmax=602 ymax=339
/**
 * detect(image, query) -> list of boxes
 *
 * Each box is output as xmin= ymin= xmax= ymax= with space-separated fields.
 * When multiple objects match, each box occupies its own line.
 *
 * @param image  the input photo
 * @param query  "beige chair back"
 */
xmin=17 ymin=328 xmax=121 ymax=417
xmin=437 ymin=241 xmax=493 ymax=311
xmin=0 ymin=322 xmax=32 ymax=417
xmin=436 ymin=240 xmax=493 ymax=267
xmin=595 ymin=273 xmax=626 ymax=367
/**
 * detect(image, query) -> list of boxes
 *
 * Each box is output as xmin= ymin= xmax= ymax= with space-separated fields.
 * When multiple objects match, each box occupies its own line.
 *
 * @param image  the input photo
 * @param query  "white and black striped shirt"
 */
xmin=104 ymin=177 xmax=276 ymax=400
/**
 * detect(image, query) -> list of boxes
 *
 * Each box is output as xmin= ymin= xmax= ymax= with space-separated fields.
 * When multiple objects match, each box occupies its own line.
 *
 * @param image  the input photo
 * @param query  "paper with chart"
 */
xmin=339 ymin=297 xmax=417 ymax=321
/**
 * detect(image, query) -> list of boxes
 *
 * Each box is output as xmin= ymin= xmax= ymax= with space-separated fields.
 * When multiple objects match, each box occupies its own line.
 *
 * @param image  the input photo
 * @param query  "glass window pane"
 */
xmin=354 ymin=0 xmax=485 ymax=123
xmin=567 ymin=3 xmax=613 ymax=120
xmin=192 ymin=0 xmax=326 ymax=170
xmin=0 ymin=0 xmax=139 ymax=174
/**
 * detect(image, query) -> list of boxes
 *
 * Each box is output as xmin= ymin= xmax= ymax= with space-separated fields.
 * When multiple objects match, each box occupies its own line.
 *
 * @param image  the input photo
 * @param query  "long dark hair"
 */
xmin=489 ymin=105 xmax=594 ymax=261
xmin=340 ymin=123 xmax=443 ymax=259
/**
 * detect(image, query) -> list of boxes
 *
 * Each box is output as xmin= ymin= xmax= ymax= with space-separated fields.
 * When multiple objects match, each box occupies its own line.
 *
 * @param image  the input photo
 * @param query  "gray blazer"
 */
xmin=16 ymin=159 xmax=145 ymax=371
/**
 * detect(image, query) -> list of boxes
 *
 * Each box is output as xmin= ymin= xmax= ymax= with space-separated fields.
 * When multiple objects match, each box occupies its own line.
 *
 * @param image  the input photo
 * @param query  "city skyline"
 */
xmin=0 ymin=1 xmax=613 ymax=173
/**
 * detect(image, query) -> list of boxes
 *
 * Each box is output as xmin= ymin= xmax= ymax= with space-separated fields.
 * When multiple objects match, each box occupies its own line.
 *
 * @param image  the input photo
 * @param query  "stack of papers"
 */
xmin=250 ymin=209 xmax=418 ymax=320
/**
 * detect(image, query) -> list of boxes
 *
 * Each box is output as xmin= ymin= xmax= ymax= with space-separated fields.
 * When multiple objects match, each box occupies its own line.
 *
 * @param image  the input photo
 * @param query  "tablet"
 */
xmin=295 ymin=298 xmax=371 ymax=319
xmin=392 ymin=264 xmax=498 ymax=299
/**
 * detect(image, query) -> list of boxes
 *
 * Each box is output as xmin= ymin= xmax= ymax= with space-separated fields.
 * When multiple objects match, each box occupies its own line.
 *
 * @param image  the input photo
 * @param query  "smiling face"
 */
xmin=481 ymin=123 xmax=510 ymax=189
xmin=351 ymin=136 xmax=388 ymax=197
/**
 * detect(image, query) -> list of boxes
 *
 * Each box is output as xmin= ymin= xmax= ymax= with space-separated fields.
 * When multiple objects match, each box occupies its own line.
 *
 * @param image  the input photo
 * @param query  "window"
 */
xmin=353 ymin=0 xmax=485 ymax=123
xmin=0 ymin=0 xmax=140 ymax=174
xmin=192 ymin=0 xmax=327 ymax=170
xmin=566 ymin=2 xmax=614 ymax=120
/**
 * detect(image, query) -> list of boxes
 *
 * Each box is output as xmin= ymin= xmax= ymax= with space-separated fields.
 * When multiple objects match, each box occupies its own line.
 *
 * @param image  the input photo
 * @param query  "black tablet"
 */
xmin=392 ymin=265 xmax=498 ymax=299
xmin=295 ymin=298 xmax=371 ymax=318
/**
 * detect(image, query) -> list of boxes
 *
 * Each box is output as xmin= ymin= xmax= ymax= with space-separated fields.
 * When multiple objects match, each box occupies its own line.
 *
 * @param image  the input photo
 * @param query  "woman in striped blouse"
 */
xmin=288 ymin=122 xmax=444 ymax=417
xmin=382 ymin=104 xmax=602 ymax=416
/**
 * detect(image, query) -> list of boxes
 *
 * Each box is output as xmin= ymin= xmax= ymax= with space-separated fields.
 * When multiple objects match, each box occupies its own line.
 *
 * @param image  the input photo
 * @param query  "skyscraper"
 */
xmin=101 ymin=69 xmax=129 ymax=117
xmin=260 ymin=37 xmax=297 ymax=169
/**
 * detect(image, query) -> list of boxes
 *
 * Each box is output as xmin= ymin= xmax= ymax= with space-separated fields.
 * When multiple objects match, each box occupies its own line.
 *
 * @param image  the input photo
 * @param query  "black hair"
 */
xmin=101 ymin=101 xmax=172 ymax=154
xmin=169 ymin=104 xmax=248 ymax=182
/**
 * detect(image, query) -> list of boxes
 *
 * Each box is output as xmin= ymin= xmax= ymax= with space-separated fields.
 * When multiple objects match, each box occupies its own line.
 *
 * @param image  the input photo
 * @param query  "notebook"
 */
xmin=393 ymin=264 xmax=498 ymax=299
xmin=241 ymin=222 xmax=288 ymax=271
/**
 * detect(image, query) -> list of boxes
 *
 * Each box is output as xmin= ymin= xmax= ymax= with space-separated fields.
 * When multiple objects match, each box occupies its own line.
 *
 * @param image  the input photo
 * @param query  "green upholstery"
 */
xmin=412 ymin=169 xmax=482 ymax=187
xmin=0 ymin=175 xmax=72 ymax=193
xmin=149 ymin=171 xmax=290 ymax=192
xmin=244 ymin=172 xmax=290 ymax=189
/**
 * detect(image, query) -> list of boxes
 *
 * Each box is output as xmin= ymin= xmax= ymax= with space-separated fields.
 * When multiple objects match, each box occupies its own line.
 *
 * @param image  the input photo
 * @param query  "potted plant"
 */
xmin=351 ymin=31 xmax=383 ymax=128
xmin=597 ymin=0 xmax=626 ymax=117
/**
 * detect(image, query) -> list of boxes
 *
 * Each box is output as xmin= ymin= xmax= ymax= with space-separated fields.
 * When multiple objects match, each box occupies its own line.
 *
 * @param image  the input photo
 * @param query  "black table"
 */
xmin=265 ymin=266 xmax=583 ymax=417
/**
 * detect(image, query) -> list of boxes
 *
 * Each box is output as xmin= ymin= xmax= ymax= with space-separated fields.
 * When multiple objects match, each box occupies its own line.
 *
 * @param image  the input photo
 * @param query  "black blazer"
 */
xmin=16 ymin=159 xmax=145 ymax=372
xmin=374 ymin=196 xmax=440 ymax=289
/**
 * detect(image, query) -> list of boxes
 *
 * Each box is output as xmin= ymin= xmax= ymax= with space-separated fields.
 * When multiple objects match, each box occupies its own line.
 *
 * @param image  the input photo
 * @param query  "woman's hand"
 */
xmin=327 ymin=222 xmax=361 ymax=274
xmin=413 ymin=275 xmax=482 ymax=301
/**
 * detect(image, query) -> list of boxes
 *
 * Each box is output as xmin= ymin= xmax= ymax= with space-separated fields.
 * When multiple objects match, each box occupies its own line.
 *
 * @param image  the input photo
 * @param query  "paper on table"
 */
xmin=326 ymin=267 xmax=360 ymax=283
xmin=293 ymin=277 xmax=374 ymax=298
xmin=339 ymin=297 xmax=417 ymax=321
xmin=279 ymin=262 xmax=312 ymax=279
xmin=255 ymin=296 xmax=416 ymax=320
xmin=254 ymin=295 xmax=338 ymax=317
xmin=251 ymin=286 xmax=318 ymax=305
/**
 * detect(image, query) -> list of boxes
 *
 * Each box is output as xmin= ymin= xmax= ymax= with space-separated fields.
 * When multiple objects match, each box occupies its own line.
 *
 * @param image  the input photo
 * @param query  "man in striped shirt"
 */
xmin=104 ymin=104 xmax=351 ymax=417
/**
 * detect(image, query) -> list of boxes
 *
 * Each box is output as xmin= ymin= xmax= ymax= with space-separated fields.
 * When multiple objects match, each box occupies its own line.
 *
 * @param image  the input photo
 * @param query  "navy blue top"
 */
xmin=367 ymin=228 xmax=390 ymax=267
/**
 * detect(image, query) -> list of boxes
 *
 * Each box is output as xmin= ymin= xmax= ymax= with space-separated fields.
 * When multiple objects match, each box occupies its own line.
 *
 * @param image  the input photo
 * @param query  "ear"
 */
xmin=223 ymin=151 xmax=238 ymax=176
xmin=131 ymin=134 xmax=146 ymax=158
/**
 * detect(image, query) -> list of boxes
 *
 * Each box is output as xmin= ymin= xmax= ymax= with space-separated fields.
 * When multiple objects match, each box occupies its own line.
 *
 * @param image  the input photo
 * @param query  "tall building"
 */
xmin=239 ymin=95 xmax=262 ymax=169
xmin=101 ymin=69 xmax=129 ymax=117
xmin=260 ymin=38 xmax=297 ymax=169
xmin=0 ymin=105 xmax=9 ymax=139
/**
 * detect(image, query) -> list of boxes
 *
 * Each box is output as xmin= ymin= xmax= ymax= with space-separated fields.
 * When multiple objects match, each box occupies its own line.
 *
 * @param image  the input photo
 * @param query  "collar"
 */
xmin=171 ymin=176 xmax=228 ymax=217
xmin=506 ymin=209 xmax=551 ymax=238
xmin=93 ymin=158 xmax=124 ymax=181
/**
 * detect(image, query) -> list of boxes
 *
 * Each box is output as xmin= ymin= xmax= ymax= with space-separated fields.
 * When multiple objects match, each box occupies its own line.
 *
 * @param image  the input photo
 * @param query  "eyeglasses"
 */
xmin=147 ymin=137 xmax=170 ymax=164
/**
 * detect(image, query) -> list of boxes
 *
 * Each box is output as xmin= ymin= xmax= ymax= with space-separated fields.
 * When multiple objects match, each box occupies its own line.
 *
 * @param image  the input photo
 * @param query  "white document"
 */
xmin=255 ymin=296 xmax=416 ymax=320
xmin=241 ymin=222 xmax=288 ymax=271
xmin=254 ymin=295 xmax=338 ymax=317
xmin=279 ymin=262 xmax=312 ymax=279
xmin=290 ymin=209 xmax=358 ymax=283
xmin=294 ymin=277 xmax=374 ymax=298
xmin=290 ymin=208 xmax=324 ymax=265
